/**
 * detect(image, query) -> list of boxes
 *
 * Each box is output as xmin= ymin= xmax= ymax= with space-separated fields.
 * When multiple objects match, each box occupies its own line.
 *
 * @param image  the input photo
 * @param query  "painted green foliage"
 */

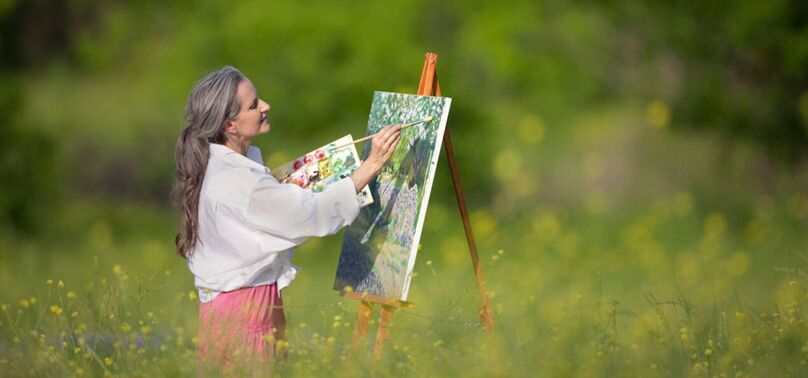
xmin=334 ymin=92 xmax=451 ymax=300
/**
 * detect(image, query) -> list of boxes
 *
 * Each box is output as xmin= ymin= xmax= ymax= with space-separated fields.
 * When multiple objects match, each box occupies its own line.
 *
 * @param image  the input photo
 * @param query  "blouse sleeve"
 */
xmin=245 ymin=176 xmax=361 ymax=244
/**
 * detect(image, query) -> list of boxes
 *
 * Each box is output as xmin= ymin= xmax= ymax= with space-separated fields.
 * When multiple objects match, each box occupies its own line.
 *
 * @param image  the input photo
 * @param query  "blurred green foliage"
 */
xmin=599 ymin=0 xmax=808 ymax=159
xmin=0 ymin=0 xmax=804 ymax=216
xmin=0 ymin=77 xmax=56 ymax=232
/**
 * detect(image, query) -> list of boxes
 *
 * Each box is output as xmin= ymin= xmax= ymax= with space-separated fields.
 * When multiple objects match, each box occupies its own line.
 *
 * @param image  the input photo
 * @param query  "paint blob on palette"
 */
xmin=271 ymin=135 xmax=373 ymax=207
xmin=334 ymin=91 xmax=452 ymax=301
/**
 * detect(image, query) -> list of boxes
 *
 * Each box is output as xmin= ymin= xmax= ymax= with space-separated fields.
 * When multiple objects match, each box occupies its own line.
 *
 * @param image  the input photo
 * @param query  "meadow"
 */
xmin=1 ymin=0 xmax=807 ymax=376
xmin=2 ymin=104 xmax=807 ymax=377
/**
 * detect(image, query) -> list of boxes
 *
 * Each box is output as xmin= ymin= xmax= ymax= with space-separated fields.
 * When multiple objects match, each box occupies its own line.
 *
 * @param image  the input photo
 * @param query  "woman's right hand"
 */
xmin=366 ymin=125 xmax=402 ymax=170
xmin=350 ymin=125 xmax=402 ymax=192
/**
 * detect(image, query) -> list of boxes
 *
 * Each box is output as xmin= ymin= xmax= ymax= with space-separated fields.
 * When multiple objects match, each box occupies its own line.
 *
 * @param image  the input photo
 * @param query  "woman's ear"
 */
xmin=223 ymin=120 xmax=237 ymax=136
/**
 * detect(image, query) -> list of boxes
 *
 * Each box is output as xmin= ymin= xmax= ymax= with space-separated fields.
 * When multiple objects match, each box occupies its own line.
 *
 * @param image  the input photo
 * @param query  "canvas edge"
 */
xmin=398 ymin=97 xmax=452 ymax=301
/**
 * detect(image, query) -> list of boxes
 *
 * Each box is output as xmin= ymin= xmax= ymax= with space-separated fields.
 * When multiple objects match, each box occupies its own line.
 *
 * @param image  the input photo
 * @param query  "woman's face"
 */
xmin=226 ymin=78 xmax=270 ymax=141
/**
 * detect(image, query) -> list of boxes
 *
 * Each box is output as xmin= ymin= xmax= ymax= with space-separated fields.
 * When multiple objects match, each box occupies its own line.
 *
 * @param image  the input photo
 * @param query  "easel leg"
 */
xmin=352 ymin=301 xmax=373 ymax=351
xmin=442 ymin=128 xmax=495 ymax=334
xmin=373 ymin=305 xmax=396 ymax=358
xmin=418 ymin=52 xmax=495 ymax=333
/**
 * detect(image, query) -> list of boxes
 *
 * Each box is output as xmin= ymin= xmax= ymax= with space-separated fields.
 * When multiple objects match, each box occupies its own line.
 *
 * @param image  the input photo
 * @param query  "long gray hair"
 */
xmin=173 ymin=66 xmax=244 ymax=258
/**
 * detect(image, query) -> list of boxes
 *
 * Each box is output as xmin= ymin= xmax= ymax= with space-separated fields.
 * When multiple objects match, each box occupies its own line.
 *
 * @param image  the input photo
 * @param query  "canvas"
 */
xmin=334 ymin=91 xmax=452 ymax=301
xmin=271 ymin=134 xmax=373 ymax=207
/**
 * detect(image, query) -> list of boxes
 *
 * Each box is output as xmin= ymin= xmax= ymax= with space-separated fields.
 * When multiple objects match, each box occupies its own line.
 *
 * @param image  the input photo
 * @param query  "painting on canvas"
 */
xmin=334 ymin=91 xmax=451 ymax=301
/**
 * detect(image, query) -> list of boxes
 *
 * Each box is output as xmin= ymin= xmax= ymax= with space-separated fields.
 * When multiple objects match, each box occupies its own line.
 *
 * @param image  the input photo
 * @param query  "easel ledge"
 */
xmin=340 ymin=291 xmax=413 ymax=308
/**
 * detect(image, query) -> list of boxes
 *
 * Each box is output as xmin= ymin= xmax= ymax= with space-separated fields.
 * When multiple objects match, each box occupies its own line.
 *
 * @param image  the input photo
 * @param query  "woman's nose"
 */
xmin=260 ymin=100 xmax=270 ymax=113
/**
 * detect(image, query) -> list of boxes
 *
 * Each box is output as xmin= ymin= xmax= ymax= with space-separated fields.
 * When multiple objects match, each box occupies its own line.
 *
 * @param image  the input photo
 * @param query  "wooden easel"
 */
xmin=342 ymin=52 xmax=495 ymax=357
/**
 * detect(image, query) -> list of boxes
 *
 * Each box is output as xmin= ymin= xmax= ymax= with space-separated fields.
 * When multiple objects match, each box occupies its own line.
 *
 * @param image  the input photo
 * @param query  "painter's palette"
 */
xmin=271 ymin=135 xmax=373 ymax=207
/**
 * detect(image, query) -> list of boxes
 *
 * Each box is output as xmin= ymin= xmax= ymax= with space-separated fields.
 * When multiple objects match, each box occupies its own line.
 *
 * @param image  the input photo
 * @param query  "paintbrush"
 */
xmin=328 ymin=116 xmax=434 ymax=151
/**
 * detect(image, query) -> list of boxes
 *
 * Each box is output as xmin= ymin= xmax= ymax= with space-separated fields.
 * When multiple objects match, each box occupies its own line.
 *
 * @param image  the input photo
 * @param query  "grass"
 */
xmin=2 ymin=190 xmax=807 ymax=376
xmin=2 ymin=105 xmax=808 ymax=377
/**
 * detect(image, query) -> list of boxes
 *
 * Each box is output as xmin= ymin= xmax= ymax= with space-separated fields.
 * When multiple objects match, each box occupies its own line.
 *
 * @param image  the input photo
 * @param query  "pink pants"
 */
xmin=198 ymin=283 xmax=286 ymax=372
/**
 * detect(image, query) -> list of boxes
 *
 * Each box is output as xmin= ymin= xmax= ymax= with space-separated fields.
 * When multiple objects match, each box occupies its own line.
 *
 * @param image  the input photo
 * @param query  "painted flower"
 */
xmin=292 ymin=160 xmax=304 ymax=170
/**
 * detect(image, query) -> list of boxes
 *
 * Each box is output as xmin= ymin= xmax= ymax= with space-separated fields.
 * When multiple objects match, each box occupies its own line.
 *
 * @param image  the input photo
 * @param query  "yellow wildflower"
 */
xmin=50 ymin=305 xmax=63 ymax=315
xmin=646 ymin=100 xmax=670 ymax=129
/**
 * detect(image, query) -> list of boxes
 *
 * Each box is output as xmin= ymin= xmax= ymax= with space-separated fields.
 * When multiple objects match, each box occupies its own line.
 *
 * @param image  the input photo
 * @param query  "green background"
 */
xmin=1 ymin=0 xmax=807 ymax=376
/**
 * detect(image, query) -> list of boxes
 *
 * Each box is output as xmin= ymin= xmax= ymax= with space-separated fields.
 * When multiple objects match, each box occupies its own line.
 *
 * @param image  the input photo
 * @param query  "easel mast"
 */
xmin=346 ymin=52 xmax=495 ymax=356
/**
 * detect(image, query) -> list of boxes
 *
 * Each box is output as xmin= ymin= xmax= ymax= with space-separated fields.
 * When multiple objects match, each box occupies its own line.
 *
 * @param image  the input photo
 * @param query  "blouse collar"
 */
xmin=209 ymin=143 xmax=269 ymax=173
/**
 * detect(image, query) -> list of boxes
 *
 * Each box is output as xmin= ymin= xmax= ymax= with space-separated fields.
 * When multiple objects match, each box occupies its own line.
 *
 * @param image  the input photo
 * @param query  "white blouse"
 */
xmin=187 ymin=143 xmax=360 ymax=303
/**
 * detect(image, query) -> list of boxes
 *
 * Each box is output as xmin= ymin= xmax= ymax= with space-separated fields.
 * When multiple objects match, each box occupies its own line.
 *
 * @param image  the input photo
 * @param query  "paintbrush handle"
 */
xmin=346 ymin=133 xmax=375 ymax=146
xmin=330 ymin=119 xmax=428 ymax=151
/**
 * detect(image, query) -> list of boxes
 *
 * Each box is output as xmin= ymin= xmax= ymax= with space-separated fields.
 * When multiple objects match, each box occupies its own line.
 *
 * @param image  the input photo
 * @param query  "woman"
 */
xmin=173 ymin=66 xmax=401 ymax=371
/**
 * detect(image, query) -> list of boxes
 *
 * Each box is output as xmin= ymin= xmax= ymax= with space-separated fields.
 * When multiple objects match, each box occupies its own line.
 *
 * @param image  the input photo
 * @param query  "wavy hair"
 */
xmin=173 ymin=66 xmax=244 ymax=258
